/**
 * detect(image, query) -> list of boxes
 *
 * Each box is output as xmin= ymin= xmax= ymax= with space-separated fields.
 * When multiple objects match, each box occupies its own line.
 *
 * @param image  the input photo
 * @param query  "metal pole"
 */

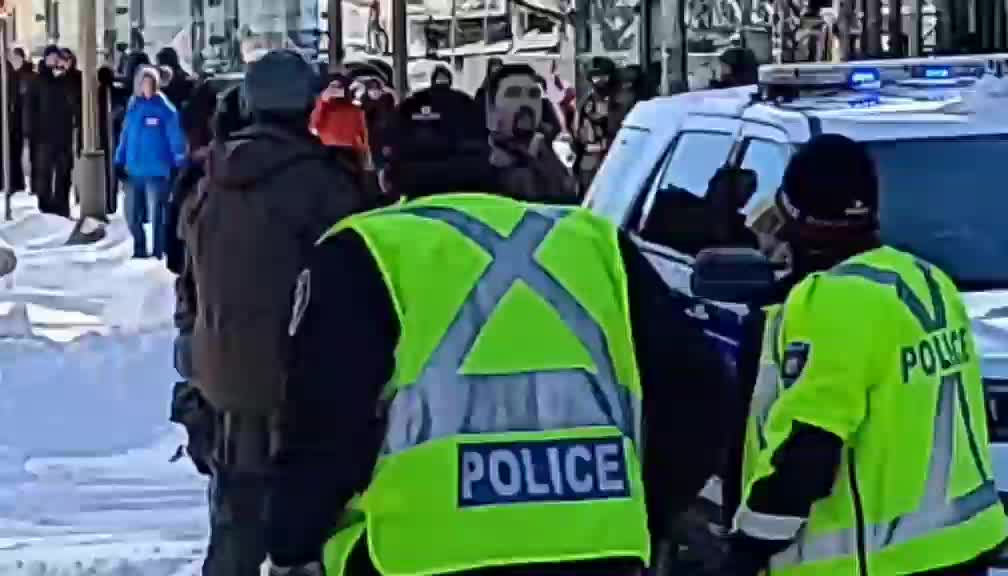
xmin=129 ymin=0 xmax=144 ymax=52
xmin=328 ymin=0 xmax=343 ymax=71
xmin=1 ymin=15 xmax=9 ymax=222
xmin=483 ymin=1 xmax=490 ymax=46
xmin=393 ymin=0 xmax=408 ymax=97
xmin=865 ymin=0 xmax=882 ymax=56
xmin=103 ymin=0 xmax=117 ymax=65
xmin=450 ymin=0 xmax=457 ymax=55
xmin=77 ymin=0 xmax=107 ymax=220
xmin=191 ymin=0 xmax=205 ymax=73
xmin=889 ymin=0 xmax=904 ymax=55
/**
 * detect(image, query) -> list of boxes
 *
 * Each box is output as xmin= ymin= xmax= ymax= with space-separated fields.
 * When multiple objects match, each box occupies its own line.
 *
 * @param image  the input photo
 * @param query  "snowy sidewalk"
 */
xmin=0 ymin=194 xmax=207 ymax=575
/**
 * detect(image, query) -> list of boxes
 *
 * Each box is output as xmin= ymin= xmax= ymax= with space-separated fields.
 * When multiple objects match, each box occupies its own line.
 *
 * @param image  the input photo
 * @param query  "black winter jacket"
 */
xmin=26 ymin=65 xmax=78 ymax=151
xmin=181 ymin=123 xmax=375 ymax=416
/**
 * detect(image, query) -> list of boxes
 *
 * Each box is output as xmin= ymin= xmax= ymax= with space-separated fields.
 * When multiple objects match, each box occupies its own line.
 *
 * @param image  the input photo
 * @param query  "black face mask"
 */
xmin=513 ymin=106 xmax=536 ymax=139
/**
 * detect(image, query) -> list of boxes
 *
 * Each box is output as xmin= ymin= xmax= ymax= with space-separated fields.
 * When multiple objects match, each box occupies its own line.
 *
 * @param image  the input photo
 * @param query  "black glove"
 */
xmin=716 ymin=531 xmax=782 ymax=576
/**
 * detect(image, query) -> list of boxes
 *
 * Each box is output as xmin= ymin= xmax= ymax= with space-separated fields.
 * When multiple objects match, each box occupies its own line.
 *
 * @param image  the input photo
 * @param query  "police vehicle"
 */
xmin=584 ymin=54 xmax=1008 ymax=569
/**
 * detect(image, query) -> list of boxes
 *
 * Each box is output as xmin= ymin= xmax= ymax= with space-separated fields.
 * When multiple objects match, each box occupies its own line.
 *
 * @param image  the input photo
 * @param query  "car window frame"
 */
xmin=735 ymin=136 xmax=794 ymax=218
xmin=633 ymin=128 xmax=741 ymax=260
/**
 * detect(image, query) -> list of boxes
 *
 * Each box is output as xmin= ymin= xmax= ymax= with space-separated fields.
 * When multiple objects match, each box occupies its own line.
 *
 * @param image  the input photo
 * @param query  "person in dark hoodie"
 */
xmin=26 ymin=45 xmax=78 ymax=217
xmin=179 ymin=49 xmax=369 ymax=576
xmin=156 ymin=47 xmax=195 ymax=111
xmin=261 ymin=73 xmax=728 ymax=576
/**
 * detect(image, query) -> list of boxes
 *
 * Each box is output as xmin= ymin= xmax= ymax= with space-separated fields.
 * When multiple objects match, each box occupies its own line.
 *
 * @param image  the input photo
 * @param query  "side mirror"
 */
xmin=35 ymin=14 xmax=46 ymax=22
xmin=116 ymin=6 xmax=129 ymax=15
xmin=707 ymin=166 xmax=758 ymax=210
xmin=209 ymin=35 xmax=228 ymax=46
xmin=691 ymin=247 xmax=776 ymax=304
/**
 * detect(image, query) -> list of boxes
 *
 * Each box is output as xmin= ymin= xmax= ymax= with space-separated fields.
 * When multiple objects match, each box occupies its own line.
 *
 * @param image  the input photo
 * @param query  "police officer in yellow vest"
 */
xmin=260 ymin=89 xmax=730 ymax=576
xmin=729 ymin=134 xmax=1008 ymax=576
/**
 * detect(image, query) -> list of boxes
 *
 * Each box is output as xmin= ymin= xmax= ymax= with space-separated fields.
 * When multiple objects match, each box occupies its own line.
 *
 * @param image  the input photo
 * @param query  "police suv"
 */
xmin=585 ymin=54 xmax=1008 ymax=568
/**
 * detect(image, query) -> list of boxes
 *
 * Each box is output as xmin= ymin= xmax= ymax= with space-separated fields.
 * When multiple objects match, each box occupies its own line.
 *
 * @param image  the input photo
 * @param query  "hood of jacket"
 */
xmin=134 ymin=65 xmax=162 ymax=96
xmin=207 ymin=124 xmax=332 ymax=190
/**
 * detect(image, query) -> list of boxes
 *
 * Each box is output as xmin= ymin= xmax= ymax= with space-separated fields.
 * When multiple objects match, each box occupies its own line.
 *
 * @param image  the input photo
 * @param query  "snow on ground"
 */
xmin=0 ymin=194 xmax=207 ymax=575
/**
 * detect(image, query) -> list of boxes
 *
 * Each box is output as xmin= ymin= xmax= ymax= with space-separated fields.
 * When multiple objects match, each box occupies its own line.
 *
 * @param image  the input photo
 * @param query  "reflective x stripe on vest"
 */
xmin=769 ymin=260 xmax=999 ymax=570
xmin=382 ymin=206 xmax=642 ymax=456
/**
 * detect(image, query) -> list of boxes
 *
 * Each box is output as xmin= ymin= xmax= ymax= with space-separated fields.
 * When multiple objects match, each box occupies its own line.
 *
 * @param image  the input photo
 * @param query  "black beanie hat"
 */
xmin=777 ymin=134 xmax=879 ymax=232
xmin=243 ymin=49 xmax=318 ymax=116
xmin=43 ymin=45 xmax=61 ymax=59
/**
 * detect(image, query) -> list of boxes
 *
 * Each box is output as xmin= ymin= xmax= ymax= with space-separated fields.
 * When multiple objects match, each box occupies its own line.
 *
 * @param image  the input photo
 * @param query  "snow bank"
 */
xmin=0 ymin=195 xmax=175 ymax=339
xmin=0 ymin=194 xmax=209 ymax=573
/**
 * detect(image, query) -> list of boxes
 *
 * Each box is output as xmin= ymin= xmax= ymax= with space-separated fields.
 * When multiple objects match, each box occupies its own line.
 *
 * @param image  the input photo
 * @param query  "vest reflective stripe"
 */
xmin=382 ymin=205 xmax=642 ymax=455
xmin=736 ymin=505 xmax=805 ymax=540
xmin=753 ymin=308 xmax=784 ymax=451
xmin=768 ymin=261 xmax=1001 ymax=571
xmin=831 ymin=261 xmax=947 ymax=332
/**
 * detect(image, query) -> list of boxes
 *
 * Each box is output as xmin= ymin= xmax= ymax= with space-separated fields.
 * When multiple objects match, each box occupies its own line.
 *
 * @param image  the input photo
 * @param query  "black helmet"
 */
xmin=243 ymin=49 xmax=319 ymax=116
xmin=718 ymin=47 xmax=759 ymax=86
xmin=777 ymin=134 xmax=878 ymax=236
xmin=588 ymin=56 xmax=617 ymax=78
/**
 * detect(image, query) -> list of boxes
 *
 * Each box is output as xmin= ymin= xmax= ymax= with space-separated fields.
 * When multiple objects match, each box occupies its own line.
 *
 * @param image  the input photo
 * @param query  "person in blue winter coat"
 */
xmin=115 ymin=65 xmax=187 ymax=258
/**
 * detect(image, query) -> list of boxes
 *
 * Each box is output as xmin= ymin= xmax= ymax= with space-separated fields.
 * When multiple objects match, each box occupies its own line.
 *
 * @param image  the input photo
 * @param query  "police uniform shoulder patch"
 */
xmin=781 ymin=342 xmax=811 ymax=388
xmin=289 ymin=269 xmax=311 ymax=337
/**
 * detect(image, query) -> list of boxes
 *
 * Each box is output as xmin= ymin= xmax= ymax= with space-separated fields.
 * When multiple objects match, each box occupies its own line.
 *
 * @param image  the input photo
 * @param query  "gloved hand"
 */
xmin=115 ymin=164 xmax=128 ymax=182
xmin=263 ymin=559 xmax=323 ymax=576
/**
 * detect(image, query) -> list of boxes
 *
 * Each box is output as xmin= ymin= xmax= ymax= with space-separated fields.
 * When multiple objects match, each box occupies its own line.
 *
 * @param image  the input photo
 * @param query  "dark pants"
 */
xmin=33 ymin=143 xmax=74 ymax=218
xmin=202 ymin=412 xmax=272 ymax=576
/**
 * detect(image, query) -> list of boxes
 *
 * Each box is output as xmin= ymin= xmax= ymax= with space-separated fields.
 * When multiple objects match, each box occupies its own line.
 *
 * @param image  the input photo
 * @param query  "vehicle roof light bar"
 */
xmin=758 ymin=54 xmax=1008 ymax=91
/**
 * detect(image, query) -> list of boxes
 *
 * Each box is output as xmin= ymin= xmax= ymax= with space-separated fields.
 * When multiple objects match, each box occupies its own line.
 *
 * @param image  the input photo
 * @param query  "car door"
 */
xmin=629 ymin=114 xmax=745 ymax=365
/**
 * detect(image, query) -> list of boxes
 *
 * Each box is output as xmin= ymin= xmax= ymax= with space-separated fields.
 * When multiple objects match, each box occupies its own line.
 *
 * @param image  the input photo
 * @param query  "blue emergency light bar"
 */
xmin=849 ymin=68 xmax=882 ymax=90
xmin=759 ymin=54 xmax=1008 ymax=92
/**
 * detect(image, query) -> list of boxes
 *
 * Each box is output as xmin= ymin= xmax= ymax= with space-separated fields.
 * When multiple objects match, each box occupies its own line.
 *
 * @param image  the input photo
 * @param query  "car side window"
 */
xmin=738 ymin=138 xmax=791 ymax=217
xmin=639 ymin=131 xmax=738 ymax=256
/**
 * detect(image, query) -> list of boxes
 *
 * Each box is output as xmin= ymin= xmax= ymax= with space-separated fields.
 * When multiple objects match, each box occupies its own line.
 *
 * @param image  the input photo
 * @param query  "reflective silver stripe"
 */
xmin=380 ymin=206 xmax=641 ymax=456
xmin=752 ymin=311 xmax=784 ymax=450
xmin=736 ymin=504 xmax=806 ymax=541
xmin=830 ymin=261 xmax=947 ymax=332
xmin=770 ymin=366 xmax=1000 ymax=568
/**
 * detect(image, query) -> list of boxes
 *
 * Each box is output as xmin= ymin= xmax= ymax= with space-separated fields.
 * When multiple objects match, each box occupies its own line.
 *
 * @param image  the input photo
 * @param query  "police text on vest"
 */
xmin=900 ymin=327 xmax=970 ymax=384
xmin=458 ymin=437 xmax=630 ymax=507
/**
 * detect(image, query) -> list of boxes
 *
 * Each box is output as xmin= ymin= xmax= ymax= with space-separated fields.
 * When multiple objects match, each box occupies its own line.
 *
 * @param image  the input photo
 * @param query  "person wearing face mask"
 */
xmin=486 ymin=64 xmax=576 ymax=204
xmin=25 ymin=45 xmax=79 ymax=217
xmin=573 ymin=57 xmax=617 ymax=194
xmin=259 ymin=74 xmax=728 ymax=576
xmin=726 ymin=135 xmax=1008 ymax=576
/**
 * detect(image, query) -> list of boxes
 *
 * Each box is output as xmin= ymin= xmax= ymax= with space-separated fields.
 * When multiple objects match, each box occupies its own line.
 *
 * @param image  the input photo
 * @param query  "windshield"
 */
xmin=870 ymin=136 xmax=1008 ymax=290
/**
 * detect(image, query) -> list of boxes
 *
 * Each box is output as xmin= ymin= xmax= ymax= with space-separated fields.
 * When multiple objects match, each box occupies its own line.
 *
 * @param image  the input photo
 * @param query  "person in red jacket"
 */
xmin=309 ymin=75 xmax=370 ymax=168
